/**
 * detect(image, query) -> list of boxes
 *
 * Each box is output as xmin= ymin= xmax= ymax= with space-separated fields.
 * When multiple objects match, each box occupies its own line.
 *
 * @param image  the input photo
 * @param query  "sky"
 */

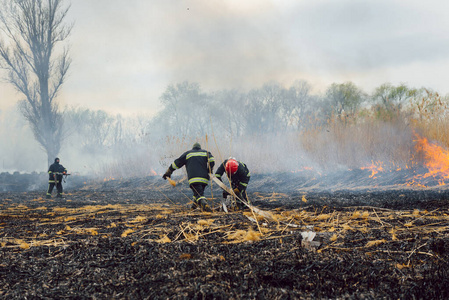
xmin=1 ymin=0 xmax=449 ymax=116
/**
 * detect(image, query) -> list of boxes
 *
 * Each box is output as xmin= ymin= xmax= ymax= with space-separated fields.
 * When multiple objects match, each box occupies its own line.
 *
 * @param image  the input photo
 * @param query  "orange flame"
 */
xmin=357 ymin=134 xmax=449 ymax=187
xmin=290 ymin=166 xmax=317 ymax=174
xmin=361 ymin=161 xmax=384 ymax=178
xmin=414 ymin=135 xmax=449 ymax=185
xmin=289 ymin=133 xmax=449 ymax=188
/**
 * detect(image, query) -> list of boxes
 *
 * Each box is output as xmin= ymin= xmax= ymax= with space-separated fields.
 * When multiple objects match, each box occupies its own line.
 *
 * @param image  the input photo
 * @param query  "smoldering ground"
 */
xmin=1 ymin=171 xmax=449 ymax=299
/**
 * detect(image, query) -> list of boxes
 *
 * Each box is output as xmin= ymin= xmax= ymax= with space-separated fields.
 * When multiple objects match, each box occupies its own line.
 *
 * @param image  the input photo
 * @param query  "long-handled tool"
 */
xmin=209 ymin=174 xmax=273 ymax=220
xmin=210 ymin=174 xmax=234 ymax=212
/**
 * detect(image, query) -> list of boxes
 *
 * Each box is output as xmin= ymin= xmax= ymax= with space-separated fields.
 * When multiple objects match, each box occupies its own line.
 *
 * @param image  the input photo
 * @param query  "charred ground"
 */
xmin=1 ymin=171 xmax=449 ymax=299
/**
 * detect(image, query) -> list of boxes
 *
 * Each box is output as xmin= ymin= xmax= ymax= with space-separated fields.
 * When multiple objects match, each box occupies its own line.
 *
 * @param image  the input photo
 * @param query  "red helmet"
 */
xmin=225 ymin=159 xmax=238 ymax=175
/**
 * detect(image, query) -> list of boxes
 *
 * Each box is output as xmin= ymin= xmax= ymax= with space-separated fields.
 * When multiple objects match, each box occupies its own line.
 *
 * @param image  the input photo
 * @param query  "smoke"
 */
xmin=0 ymin=105 xmax=46 ymax=172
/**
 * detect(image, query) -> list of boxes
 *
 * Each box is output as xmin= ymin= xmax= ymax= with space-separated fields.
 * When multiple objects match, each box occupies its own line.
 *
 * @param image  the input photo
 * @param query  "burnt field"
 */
xmin=1 ymin=171 xmax=449 ymax=299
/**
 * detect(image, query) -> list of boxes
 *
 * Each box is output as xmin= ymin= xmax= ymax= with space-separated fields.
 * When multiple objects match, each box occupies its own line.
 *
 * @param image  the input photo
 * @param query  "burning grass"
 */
xmin=1 ymin=187 xmax=449 ymax=299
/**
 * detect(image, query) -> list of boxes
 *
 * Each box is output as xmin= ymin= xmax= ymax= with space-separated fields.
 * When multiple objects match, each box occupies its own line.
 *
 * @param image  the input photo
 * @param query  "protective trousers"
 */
xmin=47 ymin=176 xmax=63 ymax=197
xmin=190 ymin=183 xmax=211 ymax=211
xmin=191 ymin=183 xmax=206 ymax=201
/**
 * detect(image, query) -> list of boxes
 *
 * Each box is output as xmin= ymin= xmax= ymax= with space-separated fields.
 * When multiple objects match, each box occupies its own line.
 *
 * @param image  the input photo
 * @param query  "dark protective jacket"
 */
xmin=48 ymin=162 xmax=67 ymax=181
xmin=169 ymin=147 xmax=215 ymax=185
xmin=215 ymin=159 xmax=251 ymax=192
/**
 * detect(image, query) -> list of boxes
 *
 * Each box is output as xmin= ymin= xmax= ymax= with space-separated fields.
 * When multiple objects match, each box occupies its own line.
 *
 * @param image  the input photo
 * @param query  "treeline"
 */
xmin=3 ymin=79 xmax=446 ymax=176
xmin=63 ymin=80 xmax=446 ymax=148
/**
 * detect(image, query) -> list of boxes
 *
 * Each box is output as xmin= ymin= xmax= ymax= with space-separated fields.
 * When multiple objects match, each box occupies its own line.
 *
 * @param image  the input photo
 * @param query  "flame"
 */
xmin=361 ymin=161 xmax=384 ymax=178
xmin=150 ymin=169 xmax=157 ymax=176
xmin=291 ymin=166 xmax=314 ymax=173
xmin=404 ymin=179 xmax=427 ymax=188
xmin=356 ymin=134 xmax=449 ymax=187
xmin=413 ymin=135 xmax=449 ymax=185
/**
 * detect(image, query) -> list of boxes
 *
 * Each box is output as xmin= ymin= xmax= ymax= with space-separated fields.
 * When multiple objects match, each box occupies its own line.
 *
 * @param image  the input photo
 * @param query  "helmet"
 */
xmin=192 ymin=142 xmax=201 ymax=149
xmin=225 ymin=159 xmax=238 ymax=175
xmin=55 ymin=157 xmax=60 ymax=163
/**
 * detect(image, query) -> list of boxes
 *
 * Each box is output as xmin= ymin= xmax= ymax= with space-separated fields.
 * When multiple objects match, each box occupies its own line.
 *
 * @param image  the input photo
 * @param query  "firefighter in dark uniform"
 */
xmin=46 ymin=157 xmax=68 ymax=199
xmin=163 ymin=142 xmax=215 ymax=212
xmin=215 ymin=157 xmax=251 ymax=210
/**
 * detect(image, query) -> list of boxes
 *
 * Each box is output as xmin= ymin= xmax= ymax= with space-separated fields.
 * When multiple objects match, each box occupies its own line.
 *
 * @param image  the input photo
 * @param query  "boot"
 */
xmin=46 ymin=194 xmax=51 ymax=199
xmin=235 ymin=198 xmax=249 ymax=210
xmin=191 ymin=196 xmax=199 ymax=210
xmin=198 ymin=197 xmax=212 ymax=212
xmin=191 ymin=201 xmax=199 ymax=210
xmin=236 ymin=201 xmax=246 ymax=210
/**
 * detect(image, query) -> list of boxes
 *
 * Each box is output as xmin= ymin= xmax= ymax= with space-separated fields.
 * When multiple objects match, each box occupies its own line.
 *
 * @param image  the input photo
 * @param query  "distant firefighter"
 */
xmin=163 ymin=142 xmax=215 ymax=212
xmin=46 ymin=157 xmax=68 ymax=199
xmin=215 ymin=158 xmax=251 ymax=210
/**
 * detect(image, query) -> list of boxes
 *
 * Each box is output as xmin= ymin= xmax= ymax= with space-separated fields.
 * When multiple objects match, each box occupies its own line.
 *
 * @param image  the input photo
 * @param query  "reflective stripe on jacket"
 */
xmin=170 ymin=148 xmax=214 ymax=185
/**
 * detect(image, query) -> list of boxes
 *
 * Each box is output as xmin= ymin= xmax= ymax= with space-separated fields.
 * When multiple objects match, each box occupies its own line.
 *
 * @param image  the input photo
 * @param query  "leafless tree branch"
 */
xmin=0 ymin=0 xmax=72 ymax=165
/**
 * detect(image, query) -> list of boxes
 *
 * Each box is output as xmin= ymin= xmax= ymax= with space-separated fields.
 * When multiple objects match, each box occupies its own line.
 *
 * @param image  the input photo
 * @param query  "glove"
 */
xmin=233 ymin=188 xmax=240 ymax=194
xmin=162 ymin=168 xmax=172 ymax=180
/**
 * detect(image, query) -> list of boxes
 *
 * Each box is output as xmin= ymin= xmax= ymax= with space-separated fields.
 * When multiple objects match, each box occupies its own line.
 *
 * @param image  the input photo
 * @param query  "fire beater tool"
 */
xmin=209 ymin=174 xmax=273 ymax=220
xmin=168 ymin=178 xmax=176 ymax=187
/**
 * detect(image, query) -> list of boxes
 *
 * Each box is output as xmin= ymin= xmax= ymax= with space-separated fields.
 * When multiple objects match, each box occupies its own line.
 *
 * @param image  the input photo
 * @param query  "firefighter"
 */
xmin=46 ymin=157 xmax=68 ymax=199
xmin=215 ymin=158 xmax=251 ymax=210
xmin=162 ymin=142 xmax=215 ymax=212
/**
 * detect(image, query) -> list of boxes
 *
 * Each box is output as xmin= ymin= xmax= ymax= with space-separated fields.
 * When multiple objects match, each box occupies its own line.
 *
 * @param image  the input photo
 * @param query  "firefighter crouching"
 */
xmin=46 ymin=157 xmax=68 ymax=199
xmin=215 ymin=158 xmax=251 ymax=210
xmin=163 ymin=142 xmax=215 ymax=212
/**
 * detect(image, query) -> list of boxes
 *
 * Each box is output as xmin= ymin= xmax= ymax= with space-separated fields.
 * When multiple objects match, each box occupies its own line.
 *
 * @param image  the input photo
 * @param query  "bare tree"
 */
xmin=158 ymin=81 xmax=210 ymax=137
xmin=64 ymin=107 xmax=117 ymax=153
xmin=213 ymin=89 xmax=246 ymax=137
xmin=284 ymin=80 xmax=312 ymax=131
xmin=0 ymin=0 xmax=72 ymax=165
xmin=244 ymin=82 xmax=286 ymax=135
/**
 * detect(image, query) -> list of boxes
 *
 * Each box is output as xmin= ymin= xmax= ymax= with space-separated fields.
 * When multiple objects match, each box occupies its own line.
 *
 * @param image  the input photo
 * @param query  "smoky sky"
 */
xmin=2 ymin=0 xmax=449 ymax=115
xmin=286 ymin=0 xmax=449 ymax=71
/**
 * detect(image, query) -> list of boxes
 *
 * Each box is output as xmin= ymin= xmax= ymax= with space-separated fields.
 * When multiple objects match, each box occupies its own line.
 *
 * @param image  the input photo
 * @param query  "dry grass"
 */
xmin=411 ymin=91 xmax=449 ymax=148
xmin=1 ymin=202 xmax=448 ymax=253
xmin=300 ymin=113 xmax=415 ymax=170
